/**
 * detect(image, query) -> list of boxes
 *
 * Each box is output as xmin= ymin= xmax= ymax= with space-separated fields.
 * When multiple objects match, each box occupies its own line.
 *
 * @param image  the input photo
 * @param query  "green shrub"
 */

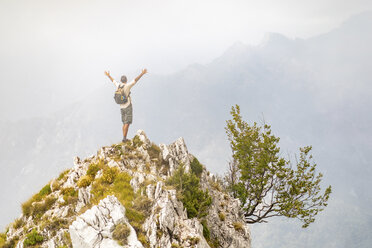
xmin=113 ymin=223 xmax=130 ymax=245
xmin=23 ymin=229 xmax=43 ymax=247
xmin=101 ymin=167 xmax=119 ymax=184
xmin=190 ymin=157 xmax=203 ymax=178
xmin=77 ymin=175 xmax=93 ymax=188
xmin=167 ymin=165 xmax=212 ymax=218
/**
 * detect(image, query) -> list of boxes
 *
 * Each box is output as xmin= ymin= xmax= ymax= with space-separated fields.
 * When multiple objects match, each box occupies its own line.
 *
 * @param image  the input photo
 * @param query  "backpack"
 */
xmin=114 ymin=85 xmax=129 ymax=104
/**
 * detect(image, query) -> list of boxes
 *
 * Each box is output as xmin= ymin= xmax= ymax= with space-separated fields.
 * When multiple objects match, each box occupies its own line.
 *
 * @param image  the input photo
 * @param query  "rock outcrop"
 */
xmin=2 ymin=130 xmax=251 ymax=248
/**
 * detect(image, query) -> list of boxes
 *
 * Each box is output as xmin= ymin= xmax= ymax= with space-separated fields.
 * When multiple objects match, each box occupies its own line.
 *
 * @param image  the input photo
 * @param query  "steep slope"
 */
xmin=1 ymin=130 xmax=250 ymax=248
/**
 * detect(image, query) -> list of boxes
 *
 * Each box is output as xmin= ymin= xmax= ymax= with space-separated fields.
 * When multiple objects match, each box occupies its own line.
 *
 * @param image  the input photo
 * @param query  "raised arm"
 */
xmin=104 ymin=70 xmax=115 ymax=83
xmin=134 ymin=68 xmax=148 ymax=83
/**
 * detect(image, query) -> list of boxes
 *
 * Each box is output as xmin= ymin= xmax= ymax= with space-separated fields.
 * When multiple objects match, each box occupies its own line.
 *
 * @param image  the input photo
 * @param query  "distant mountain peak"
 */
xmin=259 ymin=32 xmax=292 ymax=48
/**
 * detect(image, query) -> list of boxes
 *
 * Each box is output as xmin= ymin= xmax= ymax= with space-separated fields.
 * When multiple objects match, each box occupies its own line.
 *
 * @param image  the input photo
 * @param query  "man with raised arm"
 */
xmin=104 ymin=69 xmax=148 ymax=143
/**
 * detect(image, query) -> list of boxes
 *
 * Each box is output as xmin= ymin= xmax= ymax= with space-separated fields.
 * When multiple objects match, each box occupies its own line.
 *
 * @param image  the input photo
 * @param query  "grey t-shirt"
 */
xmin=113 ymin=79 xmax=137 ymax=109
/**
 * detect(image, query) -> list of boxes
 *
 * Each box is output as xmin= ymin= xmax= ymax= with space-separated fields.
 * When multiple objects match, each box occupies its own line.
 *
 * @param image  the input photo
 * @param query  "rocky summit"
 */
xmin=1 ymin=130 xmax=251 ymax=248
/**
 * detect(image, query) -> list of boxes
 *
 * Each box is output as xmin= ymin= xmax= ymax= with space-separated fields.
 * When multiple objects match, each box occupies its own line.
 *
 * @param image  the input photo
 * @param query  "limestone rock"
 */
xmin=69 ymin=195 xmax=143 ymax=248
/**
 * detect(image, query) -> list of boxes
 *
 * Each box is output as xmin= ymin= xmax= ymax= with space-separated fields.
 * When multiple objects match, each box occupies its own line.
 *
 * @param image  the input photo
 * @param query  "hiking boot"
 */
xmin=122 ymin=138 xmax=130 ymax=143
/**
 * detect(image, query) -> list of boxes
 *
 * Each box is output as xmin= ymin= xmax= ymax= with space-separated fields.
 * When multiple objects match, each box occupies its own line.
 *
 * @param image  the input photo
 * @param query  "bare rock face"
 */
xmin=143 ymin=181 xmax=210 ymax=248
xmin=69 ymin=195 xmax=143 ymax=248
xmin=159 ymin=137 xmax=193 ymax=175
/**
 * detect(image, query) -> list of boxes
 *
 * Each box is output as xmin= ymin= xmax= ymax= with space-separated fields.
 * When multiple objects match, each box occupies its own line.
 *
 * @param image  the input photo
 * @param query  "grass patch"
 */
xmin=41 ymin=218 xmax=69 ymax=236
xmin=61 ymin=187 xmax=78 ymax=206
xmin=0 ymin=232 xmax=6 ymax=246
xmin=132 ymin=135 xmax=143 ymax=148
xmin=233 ymin=222 xmax=244 ymax=231
xmin=39 ymin=184 xmax=52 ymax=198
xmin=23 ymin=229 xmax=43 ymax=247
xmin=90 ymin=162 xmax=151 ymax=247
xmin=218 ymin=212 xmax=226 ymax=221
xmin=86 ymin=160 xmax=103 ymax=178
xmin=21 ymin=182 xmax=54 ymax=217
xmin=13 ymin=218 xmax=25 ymax=229
xmin=1 ymin=235 xmax=19 ymax=248
xmin=58 ymin=169 xmax=70 ymax=181
xmin=22 ymin=195 xmax=57 ymax=219
xmin=113 ymin=223 xmax=130 ymax=246
xmin=147 ymin=143 xmax=161 ymax=160
xmin=77 ymin=175 xmax=93 ymax=188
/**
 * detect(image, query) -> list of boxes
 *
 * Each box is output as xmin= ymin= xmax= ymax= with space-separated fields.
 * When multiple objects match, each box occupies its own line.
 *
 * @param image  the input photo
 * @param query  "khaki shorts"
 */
xmin=120 ymin=104 xmax=133 ymax=124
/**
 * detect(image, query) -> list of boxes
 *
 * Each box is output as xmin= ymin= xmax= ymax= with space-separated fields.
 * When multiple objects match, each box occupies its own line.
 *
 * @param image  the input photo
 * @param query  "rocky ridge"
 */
xmin=1 ymin=130 xmax=251 ymax=248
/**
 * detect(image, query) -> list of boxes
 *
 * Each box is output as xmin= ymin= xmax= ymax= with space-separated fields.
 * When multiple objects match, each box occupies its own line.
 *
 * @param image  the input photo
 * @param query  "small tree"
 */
xmin=225 ymin=105 xmax=331 ymax=228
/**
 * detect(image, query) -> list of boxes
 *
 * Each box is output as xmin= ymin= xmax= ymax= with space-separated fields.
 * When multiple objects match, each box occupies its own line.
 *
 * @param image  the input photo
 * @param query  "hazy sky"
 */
xmin=0 ymin=0 xmax=371 ymax=120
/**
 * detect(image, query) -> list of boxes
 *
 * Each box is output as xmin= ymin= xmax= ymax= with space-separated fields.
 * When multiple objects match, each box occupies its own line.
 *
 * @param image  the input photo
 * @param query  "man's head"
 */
xmin=121 ymin=75 xmax=127 ymax=84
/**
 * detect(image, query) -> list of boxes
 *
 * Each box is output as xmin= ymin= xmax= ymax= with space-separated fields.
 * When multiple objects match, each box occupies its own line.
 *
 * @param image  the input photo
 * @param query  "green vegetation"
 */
xmin=61 ymin=187 xmax=78 ymax=206
xmin=225 ymin=104 xmax=332 ymax=228
xmin=132 ymin=135 xmax=143 ymax=148
xmin=38 ymin=184 xmax=52 ymax=197
xmin=86 ymin=161 xmax=102 ymax=178
xmin=77 ymin=175 xmax=93 ymax=188
xmin=1 ymin=235 xmax=19 ymax=248
xmin=40 ymin=218 xmax=69 ymax=236
xmin=77 ymin=160 xmax=104 ymax=188
xmin=113 ymin=223 xmax=130 ymax=246
xmin=13 ymin=218 xmax=24 ymax=229
xmin=22 ymin=194 xmax=57 ymax=219
xmin=101 ymin=167 xmax=120 ymax=184
xmin=190 ymin=157 xmax=203 ymax=178
xmin=218 ymin=212 xmax=225 ymax=221
xmin=62 ymin=231 xmax=72 ymax=247
xmin=21 ymin=181 xmax=55 ymax=218
xmin=0 ymin=232 xmax=6 ymax=246
xmin=23 ymin=229 xmax=43 ymax=247
xmin=201 ymin=220 xmax=210 ymax=241
xmin=147 ymin=143 xmax=161 ymax=160
xmin=58 ymin=169 xmax=70 ymax=181
xmin=90 ymin=162 xmax=151 ymax=247
xmin=166 ymin=164 xmax=212 ymax=219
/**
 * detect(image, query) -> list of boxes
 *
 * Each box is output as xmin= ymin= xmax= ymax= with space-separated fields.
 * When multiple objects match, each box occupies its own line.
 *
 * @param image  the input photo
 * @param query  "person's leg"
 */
xmin=123 ymin=123 xmax=130 ymax=139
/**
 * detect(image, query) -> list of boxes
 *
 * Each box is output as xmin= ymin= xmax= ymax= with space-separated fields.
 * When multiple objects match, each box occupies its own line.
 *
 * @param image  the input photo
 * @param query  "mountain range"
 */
xmin=1 ymin=11 xmax=372 ymax=247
